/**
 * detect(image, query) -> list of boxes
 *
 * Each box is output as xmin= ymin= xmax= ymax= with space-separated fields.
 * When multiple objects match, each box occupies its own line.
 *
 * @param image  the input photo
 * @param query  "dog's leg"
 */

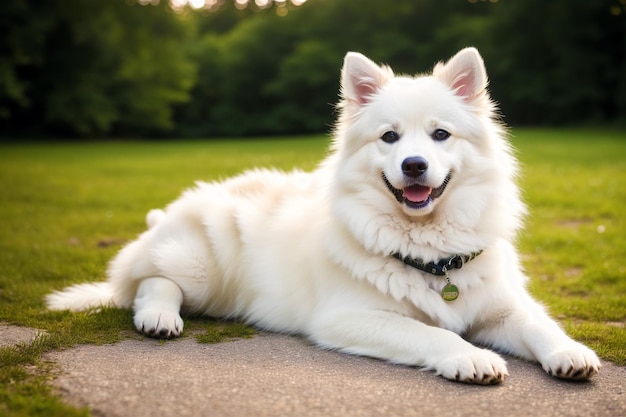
xmin=310 ymin=309 xmax=508 ymax=385
xmin=524 ymin=319 xmax=601 ymax=380
xmin=133 ymin=277 xmax=184 ymax=339
xmin=469 ymin=303 xmax=601 ymax=380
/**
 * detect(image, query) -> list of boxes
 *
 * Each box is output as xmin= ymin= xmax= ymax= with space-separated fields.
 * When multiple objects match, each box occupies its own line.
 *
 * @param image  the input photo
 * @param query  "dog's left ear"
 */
xmin=433 ymin=47 xmax=488 ymax=105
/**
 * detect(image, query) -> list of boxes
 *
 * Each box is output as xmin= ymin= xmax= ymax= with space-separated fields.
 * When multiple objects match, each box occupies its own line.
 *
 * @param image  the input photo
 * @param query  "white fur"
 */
xmin=46 ymin=48 xmax=600 ymax=384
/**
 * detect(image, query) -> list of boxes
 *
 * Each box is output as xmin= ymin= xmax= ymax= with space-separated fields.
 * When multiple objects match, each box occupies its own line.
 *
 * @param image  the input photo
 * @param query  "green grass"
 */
xmin=511 ymin=128 xmax=626 ymax=363
xmin=0 ymin=129 xmax=625 ymax=416
xmin=193 ymin=320 xmax=257 ymax=344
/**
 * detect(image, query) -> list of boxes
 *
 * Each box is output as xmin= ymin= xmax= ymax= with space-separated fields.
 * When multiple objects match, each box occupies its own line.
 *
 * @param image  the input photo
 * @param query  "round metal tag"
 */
xmin=441 ymin=284 xmax=459 ymax=301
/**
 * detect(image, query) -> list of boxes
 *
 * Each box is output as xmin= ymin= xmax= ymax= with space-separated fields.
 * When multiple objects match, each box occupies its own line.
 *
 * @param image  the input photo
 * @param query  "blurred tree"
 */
xmin=1 ymin=0 xmax=624 ymax=138
xmin=487 ymin=0 xmax=626 ymax=125
xmin=179 ymin=8 xmax=303 ymax=136
xmin=0 ymin=1 xmax=55 ymax=126
xmin=0 ymin=0 xmax=195 ymax=137
xmin=264 ymin=40 xmax=342 ymax=132
xmin=179 ymin=0 xmax=500 ymax=136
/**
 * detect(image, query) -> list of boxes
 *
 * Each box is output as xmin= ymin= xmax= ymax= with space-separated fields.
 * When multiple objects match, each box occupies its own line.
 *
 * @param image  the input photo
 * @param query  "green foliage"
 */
xmin=0 ymin=0 xmax=195 ymax=137
xmin=182 ymin=0 xmax=498 ymax=136
xmin=181 ymin=0 xmax=622 ymax=134
xmin=1 ymin=0 xmax=624 ymax=138
xmin=487 ymin=0 xmax=626 ymax=125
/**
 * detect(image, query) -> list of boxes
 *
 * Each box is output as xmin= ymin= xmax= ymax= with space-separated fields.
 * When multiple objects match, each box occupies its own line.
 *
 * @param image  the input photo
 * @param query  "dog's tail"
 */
xmin=146 ymin=208 xmax=165 ymax=229
xmin=46 ymin=282 xmax=115 ymax=312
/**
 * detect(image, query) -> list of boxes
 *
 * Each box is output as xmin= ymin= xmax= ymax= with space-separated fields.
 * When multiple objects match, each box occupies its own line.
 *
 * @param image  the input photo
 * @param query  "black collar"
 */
xmin=392 ymin=250 xmax=483 ymax=276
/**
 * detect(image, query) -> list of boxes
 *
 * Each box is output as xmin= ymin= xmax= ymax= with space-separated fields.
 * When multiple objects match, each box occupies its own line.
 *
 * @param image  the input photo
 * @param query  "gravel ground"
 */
xmin=43 ymin=332 xmax=625 ymax=417
xmin=0 ymin=323 xmax=44 ymax=348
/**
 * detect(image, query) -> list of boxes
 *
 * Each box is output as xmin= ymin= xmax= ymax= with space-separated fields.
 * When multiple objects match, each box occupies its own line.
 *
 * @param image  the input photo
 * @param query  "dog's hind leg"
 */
xmin=133 ymin=277 xmax=184 ymax=339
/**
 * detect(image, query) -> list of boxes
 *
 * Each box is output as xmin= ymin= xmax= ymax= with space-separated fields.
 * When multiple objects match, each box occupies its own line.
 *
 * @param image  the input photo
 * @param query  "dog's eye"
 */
xmin=381 ymin=131 xmax=400 ymax=143
xmin=432 ymin=129 xmax=451 ymax=141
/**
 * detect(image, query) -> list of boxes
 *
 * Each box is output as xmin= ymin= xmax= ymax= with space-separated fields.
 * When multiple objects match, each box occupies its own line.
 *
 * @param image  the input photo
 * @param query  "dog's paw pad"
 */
xmin=543 ymin=347 xmax=601 ymax=380
xmin=134 ymin=309 xmax=184 ymax=339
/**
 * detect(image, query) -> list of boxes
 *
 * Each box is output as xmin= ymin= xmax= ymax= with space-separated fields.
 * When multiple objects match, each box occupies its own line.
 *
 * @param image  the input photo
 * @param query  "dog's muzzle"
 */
xmin=382 ymin=172 xmax=452 ymax=209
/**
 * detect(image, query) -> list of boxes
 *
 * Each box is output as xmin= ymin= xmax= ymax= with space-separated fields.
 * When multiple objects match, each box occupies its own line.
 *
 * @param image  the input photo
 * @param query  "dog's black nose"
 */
xmin=402 ymin=157 xmax=429 ymax=178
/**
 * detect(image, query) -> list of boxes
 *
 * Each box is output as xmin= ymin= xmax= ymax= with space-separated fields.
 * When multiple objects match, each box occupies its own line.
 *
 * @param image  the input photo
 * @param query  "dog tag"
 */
xmin=441 ymin=284 xmax=459 ymax=301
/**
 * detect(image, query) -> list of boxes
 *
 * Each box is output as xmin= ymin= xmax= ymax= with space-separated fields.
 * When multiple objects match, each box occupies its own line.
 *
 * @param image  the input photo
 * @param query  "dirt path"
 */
xmin=45 ymin=333 xmax=625 ymax=417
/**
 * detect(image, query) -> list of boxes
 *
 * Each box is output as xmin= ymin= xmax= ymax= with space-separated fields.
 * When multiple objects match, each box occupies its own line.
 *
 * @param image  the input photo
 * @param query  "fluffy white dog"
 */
xmin=47 ymin=48 xmax=601 ymax=384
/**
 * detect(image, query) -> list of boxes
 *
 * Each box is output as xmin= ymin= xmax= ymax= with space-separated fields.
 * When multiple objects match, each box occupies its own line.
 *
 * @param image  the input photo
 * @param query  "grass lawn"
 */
xmin=1 ymin=129 xmax=625 ymax=416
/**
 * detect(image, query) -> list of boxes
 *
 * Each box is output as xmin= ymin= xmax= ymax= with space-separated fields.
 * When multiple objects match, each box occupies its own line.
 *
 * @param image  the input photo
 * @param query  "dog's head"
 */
xmin=334 ymin=48 xmax=499 ymax=218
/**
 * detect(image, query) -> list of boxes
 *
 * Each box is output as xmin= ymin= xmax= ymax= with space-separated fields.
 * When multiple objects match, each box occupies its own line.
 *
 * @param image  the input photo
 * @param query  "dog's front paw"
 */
xmin=436 ymin=348 xmax=508 ymax=385
xmin=134 ymin=308 xmax=184 ymax=339
xmin=542 ymin=345 xmax=601 ymax=380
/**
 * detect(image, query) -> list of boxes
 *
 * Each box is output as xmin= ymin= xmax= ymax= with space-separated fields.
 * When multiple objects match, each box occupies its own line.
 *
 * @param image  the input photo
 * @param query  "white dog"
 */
xmin=47 ymin=48 xmax=601 ymax=384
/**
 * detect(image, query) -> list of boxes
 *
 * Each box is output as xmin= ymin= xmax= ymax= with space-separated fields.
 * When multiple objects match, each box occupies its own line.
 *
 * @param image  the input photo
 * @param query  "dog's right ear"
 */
xmin=341 ymin=52 xmax=394 ymax=108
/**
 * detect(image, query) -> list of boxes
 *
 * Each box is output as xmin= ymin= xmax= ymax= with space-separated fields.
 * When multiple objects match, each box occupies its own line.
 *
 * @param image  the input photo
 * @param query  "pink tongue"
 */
xmin=403 ymin=185 xmax=432 ymax=203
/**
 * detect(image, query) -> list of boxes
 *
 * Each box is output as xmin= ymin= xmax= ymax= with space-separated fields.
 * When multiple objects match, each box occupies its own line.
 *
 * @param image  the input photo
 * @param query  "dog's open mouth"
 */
xmin=382 ymin=172 xmax=452 ymax=209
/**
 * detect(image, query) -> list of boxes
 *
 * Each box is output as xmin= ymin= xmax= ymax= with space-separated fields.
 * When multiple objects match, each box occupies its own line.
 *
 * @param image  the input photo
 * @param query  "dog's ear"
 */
xmin=433 ymin=47 xmax=488 ymax=105
xmin=341 ymin=52 xmax=394 ymax=107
